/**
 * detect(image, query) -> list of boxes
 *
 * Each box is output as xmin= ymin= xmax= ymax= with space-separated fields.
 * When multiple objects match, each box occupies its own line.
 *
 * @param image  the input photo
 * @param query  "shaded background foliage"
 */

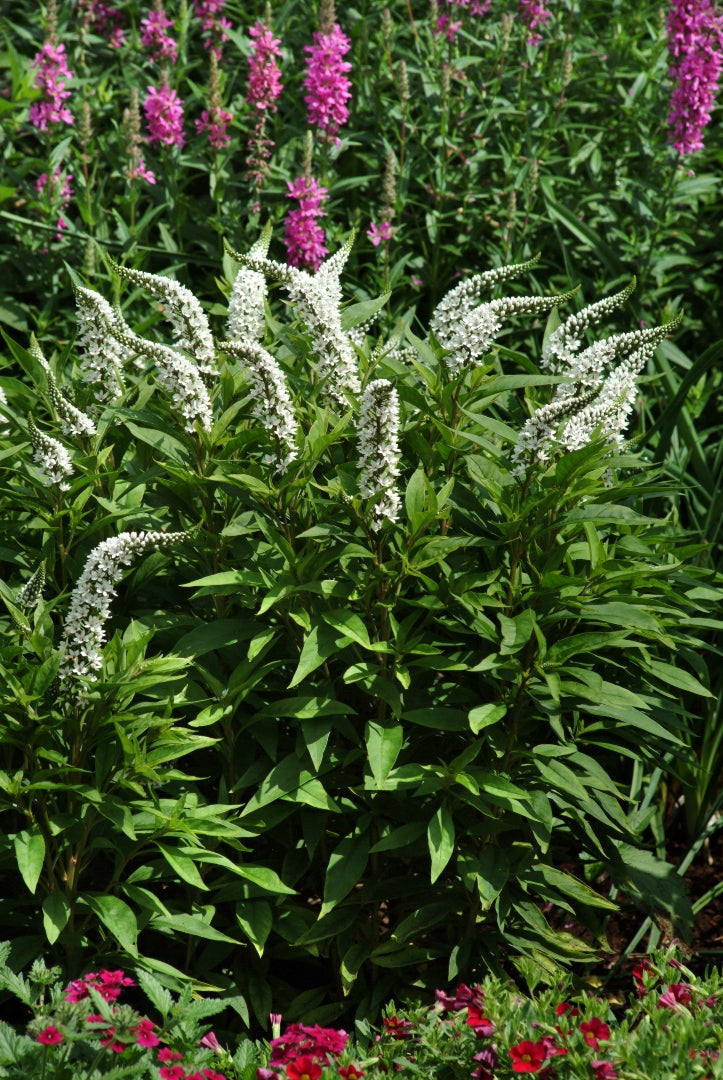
xmin=0 ymin=0 xmax=722 ymax=1037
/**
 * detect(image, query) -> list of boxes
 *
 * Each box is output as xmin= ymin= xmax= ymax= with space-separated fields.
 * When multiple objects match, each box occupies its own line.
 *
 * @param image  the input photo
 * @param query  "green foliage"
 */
xmin=0 ymin=235 xmax=719 ymax=1024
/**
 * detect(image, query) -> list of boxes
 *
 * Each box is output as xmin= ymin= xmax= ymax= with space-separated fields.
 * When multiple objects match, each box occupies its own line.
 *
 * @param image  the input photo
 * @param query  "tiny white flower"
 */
xmin=74 ymin=287 xmax=129 ymax=401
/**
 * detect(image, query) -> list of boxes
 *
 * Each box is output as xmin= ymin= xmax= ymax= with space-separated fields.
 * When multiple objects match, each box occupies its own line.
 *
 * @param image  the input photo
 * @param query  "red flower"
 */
xmin=554 ymin=1002 xmax=579 ymax=1018
xmin=579 ymin=1018 xmax=610 ymax=1050
xmin=269 ymin=1023 xmax=348 ymax=1065
xmin=382 ymin=1015 xmax=414 ymax=1039
xmin=592 ymin=1061 xmax=618 ymax=1080
xmin=203 ymin=1071 xmax=228 ymax=1080
xmin=509 ymin=1040 xmax=547 ymax=1073
xmin=134 ymin=1018 xmax=160 ymax=1048
xmin=286 ymin=1057 xmax=322 ymax=1080
xmin=658 ymin=983 xmax=693 ymax=1009
xmin=339 ymin=1067 xmax=365 ymax=1079
xmin=466 ymin=1006 xmax=495 ymax=1036
xmin=36 ymin=1025 xmax=63 ymax=1046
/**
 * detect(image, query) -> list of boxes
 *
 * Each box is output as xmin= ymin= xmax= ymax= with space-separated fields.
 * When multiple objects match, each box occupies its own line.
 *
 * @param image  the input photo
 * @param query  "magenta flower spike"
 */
xmin=28 ymin=40 xmax=74 ymax=130
xmin=144 ymin=82 xmax=186 ymax=147
xmin=284 ymin=175 xmax=329 ymax=272
xmin=303 ymin=23 xmax=352 ymax=141
xmin=666 ymin=0 xmax=723 ymax=154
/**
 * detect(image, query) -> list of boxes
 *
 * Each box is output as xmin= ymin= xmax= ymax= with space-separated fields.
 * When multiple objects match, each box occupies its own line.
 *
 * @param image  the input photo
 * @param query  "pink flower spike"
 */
xmin=303 ymin=23 xmax=352 ymax=140
xmin=140 ymin=7 xmax=177 ymax=63
xmin=28 ymin=40 xmax=74 ymax=130
xmin=144 ymin=83 xmax=186 ymax=147
xmin=247 ymin=22 xmax=284 ymax=111
xmin=283 ymin=175 xmax=328 ymax=271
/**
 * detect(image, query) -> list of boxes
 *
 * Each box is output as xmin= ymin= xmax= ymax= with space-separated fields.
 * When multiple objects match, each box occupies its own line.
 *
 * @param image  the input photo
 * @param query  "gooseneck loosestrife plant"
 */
xmin=1 ymin=944 xmax=721 ymax=1079
xmin=0 ymin=222 xmax=719 ymax=1027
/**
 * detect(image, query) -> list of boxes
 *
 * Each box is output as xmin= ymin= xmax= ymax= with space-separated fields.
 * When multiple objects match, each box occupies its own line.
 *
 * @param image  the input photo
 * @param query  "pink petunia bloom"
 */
xmin=36 ymin=1025 xmax=63 ymax=1045
xmin=144 ymin=82 xmax=186 ymax=146
xmin=28 ymin=40 xmax=74 ymax=129
xmin=666 ymin=0 xmax=723 ymax=154
xmin=159 ymin=1068 xmax=186 ymax=1080
xmin=592 ymin=1062 xmax=619 ymax=1080
xmin=658 ymin=982 xmax=693 ymax=1009
xmin=303 ymin=23 xmax=352 ymax=140
xmin=140 ymin=7 xmax=178 ymax=63
xmin=286 ymin=1058 xmax=321 ymax=1080
xmin=284 ymin=175 xmax=328 ymax=272
xmin=158 ymin=1049 xmax=184 ymax=1063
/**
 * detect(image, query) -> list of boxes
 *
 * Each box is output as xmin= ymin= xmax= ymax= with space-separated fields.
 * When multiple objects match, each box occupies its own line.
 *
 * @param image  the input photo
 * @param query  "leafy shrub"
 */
xmin=0 ymin=231 xmax=719 ymax=1023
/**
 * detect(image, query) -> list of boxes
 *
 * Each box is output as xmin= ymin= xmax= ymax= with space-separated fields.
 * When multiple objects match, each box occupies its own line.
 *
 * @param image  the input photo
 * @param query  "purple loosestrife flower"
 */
xmin=194 ymin=0 xmax=232 ymax=60
xmin=245 ymin=20 xmax=283 ymax=202
xmin=28 ymin=40 xmax=74 ymax=130
xmin=303 ymin=23 xmax=352 ymax=141
xmin=367 ymin=220 xmax=394 ymax=247
xmin=284 ymin=175 xmax=328 ymax=272
xmin=518 ymin=0 xmax=552 ymax=45
xmin=666 ymin=0 xmax=723 ymax=154
xmin=78 ymin=0 xmax=126 ymax=48
xmin=144 ymin=81 xmax=185 ymax=147
xmin=140 ymin=7 xmax=178 ymax=64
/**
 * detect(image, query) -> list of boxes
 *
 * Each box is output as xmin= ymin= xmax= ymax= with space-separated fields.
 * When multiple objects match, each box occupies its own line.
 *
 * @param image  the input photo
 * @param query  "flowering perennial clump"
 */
xmin=666 ymin=0 xmax=723 ymax=154
xmin=59 ymin=530 xmax=189 ymax=684
xmin=357 ymin=379 xmax=401 ymax=528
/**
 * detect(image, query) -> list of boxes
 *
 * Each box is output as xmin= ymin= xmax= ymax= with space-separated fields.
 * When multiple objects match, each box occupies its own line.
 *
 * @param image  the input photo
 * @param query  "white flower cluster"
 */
xmin=357 ymin=379 xmax=401 ymax=528
xmin=439 ymin=292 xmax=578 ymax=376
xmin=74 ymin=287 xmax=129 ymax=401
xmin=16 ymin=561 xmax=46 ymax=609
xmin=60 ymin=529 xmax=189 ymax=685
xmin=232 ymin=237 xmax=361 ymax=405
xmin=542 ymin=279 xmax=637 ymax=371
xmin=430 ymin=254 xmax=541 ymax=346
xmin=110 ymin=261 xmax=217 ymax=380
xmin=226 ymin=227 xmax=271 ymax=343
xmin=224 ymin=340 xmax=298 ymax=472
xmin=46 ymin=370 xmax=97 ymax=438
xmin=512 ymin=312 xmax=679 ymax=471
xmin=27 ymin=414 xmax=74 ymax=490
xmin=113 ymin=327 xmax=213 ymax=434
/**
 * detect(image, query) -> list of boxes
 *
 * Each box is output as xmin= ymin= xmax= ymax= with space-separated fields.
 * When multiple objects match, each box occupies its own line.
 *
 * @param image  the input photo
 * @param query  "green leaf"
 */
xmin=320 ymin=834 xmax=370 ymax=917
xmin=84 ymin=895 xmax=138 ymax=955
xmin=427 ymin=805 xmax=455 ymax=884
xmin=613 ymin=845 xmax=693 ymax=939
xmin=14 ymin=830 xmax=45 ymax=894
xmin=365 ymin=722 xmax=404 ymax=787
xmin=646 ymin=660 xmax=713 ymax=697
xmin=533 ymin=865 xmax=619 ymax=911
xmin=475 ymin=847 xmax=509 ymax=909
xmin=135 ymin=968 xmax=174 ymax=1020
xmin=151 ymin=913 xmax=240 ymax=944
xmin=369 ymin=822 xmax=427 ymax=853
xmin=236 ymin=900 xmax=273 ymax=956
xmin=469 ymin=703 xmax=507 ymax=734
xmin=42 ymin=891 xmax=70 ymax=945
xmin=321 ymin=609 xmax=371 ymax=649
xmin=288 ymin=622 xmax=352 ymax=688
xmin=156 ymin=843 xmax=209 ymax=890
xmin=498 ymin=610 xmax=537 ymax=654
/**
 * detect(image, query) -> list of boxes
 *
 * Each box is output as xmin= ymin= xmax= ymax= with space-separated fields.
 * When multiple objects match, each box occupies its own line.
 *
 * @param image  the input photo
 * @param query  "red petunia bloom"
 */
xmin=554 ymin=1002 xmax=579 ymax=1018
xmin=286 ymin=1056 xmax=322 ymax=1080
xmin=466 ymin=1005 xmax=495 ymax=1036
xmin=579 ymin=1018 xmax=611 ymax=1050
xmin=509 ymin=1040 xmax=548 ymax=1073
xmin=658 ymin=982 xmax=693 ymax=1009
xmin=36 ymin=1025 xmax=63 ymax=1045
xmin=159 ymin=1067 xmax=186 ymax=1080
xmin=339 ymin=1066 xmax=365 ymax=1079
xmin=592 ymin=1061 xmax=619 ymax=1080
xmin=382 ymin=1015 xmax=414 ymax=1039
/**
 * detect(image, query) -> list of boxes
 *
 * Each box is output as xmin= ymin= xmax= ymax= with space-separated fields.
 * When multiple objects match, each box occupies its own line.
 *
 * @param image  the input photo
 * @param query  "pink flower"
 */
xmin=195 ymin=106 xmax=233 ymax=148
xmin=64 ymin=969 xmax=134 ymax=1003
xmin=144 ymin=83 xmax=186 ymax=146
xmin=269 ymin=1022 xmax=348 ymax=1066
xmin=159 ymin=1049 xmax=184 ymax=1063
xmin=518 ymin=0 xmax=552 ymax=45
xmin=199 ymin=1031 xmax=223 ymax=1053
xmin=194 ymin=0 xmax=232 ymax=59
xmin=133 ymin=1018 xmax=160 ymax=1048
xmin=36 ymin=1025 xmax=63 ymax=1045
xmin=435 ymin=14 xmax=463 ymax=41
xmin=140 ymin=8 xmax=178 ymax=64
xmin=247 ymin=22 xmax=284 ymax=111
xmin=666 ymin=0 xmax=723 ymax=154
xmin=658 ymin=982 xmax=693 ymax=1009
xmin=367 ymin=220 xmax=394 ymax=247
xmin=28 ymin=40 xmax=74 ymax=129
xmin=435 ymin=983 xmax=485 ymax=1012
xmin=126 ymin=157 xmax=156 ymax=184
xmin=283 ymin=176 xmax=328 ymax=272
xmin=303 ymin=23 xmax=352 ymax=140
xmin=592 ymin=1062 xmax=619 ymax=1080
xmin=159 ymin=1068 xmax=186 ymax=1080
